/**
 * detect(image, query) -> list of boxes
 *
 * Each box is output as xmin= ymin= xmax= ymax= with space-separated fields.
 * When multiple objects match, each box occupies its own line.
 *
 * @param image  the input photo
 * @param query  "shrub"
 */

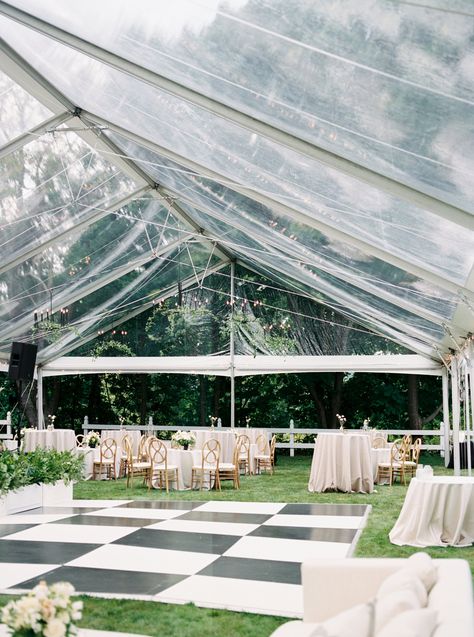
xmin=0 ymin=449 xmax=84 ymax=495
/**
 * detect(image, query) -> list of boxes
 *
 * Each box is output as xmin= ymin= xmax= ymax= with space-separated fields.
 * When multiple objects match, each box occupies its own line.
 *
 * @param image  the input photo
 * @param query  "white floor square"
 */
xmin=1 ymin=523 xmax=136 ymax=544
xmin=82 ymin=507 xmax=186 ymax=520
xmin=66 ymin=543 xmax=219 ymax=575
xmin=0 ymin=563 xmax=58 ymax=590
xmin=147 ymin=518 xmax=260 ymax=536
xmin=264 ymin=514 xmax=364 ymax=529
xmin=58 ymin=500 xmax=132 ymax=508
xmin=196 ymin=501 xmax=285 ymax=515
xmin=0 ymin=514 xmax=75 ymax=525
xmin=224 ymin=535 xmax=351 ymax=562
xmin=155 ymin=574 xmax=303 ymax=616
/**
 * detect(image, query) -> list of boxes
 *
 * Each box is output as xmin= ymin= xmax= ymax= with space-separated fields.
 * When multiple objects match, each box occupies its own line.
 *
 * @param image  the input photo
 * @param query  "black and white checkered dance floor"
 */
xmin=0 ymin=500 xmax=369 ymax=616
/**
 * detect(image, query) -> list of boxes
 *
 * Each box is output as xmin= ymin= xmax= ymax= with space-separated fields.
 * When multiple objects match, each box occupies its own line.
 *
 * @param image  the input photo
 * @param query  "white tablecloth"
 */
xmin=350 ymin=430 xmax=388 ymax=446
xmin=389 ymin=476 xmax=474 ymax=547
xmin=23 ymin=429 xmax=76 ymax=452
xmin=160 ymin=448 xmax=203 ymax=490
xmin=234 ymin=427 xmax=270 ymax=445
xmin=101 ymin=429 xmax=141 ymax=455
xmin=78 ymin=446 xmax=123 ymax=480
xmin=191 ymin=429 xmax=236 ymax=463
xmin=308 ymin=432 xmax=374 ymax=493
xmin=371 ymin=447 xmax=391 ymax=483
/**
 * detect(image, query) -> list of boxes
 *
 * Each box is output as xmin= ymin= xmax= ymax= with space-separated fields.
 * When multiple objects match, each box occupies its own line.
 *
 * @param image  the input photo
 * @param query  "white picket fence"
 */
xmin=82 ymin=416 xmax=446 ymax=458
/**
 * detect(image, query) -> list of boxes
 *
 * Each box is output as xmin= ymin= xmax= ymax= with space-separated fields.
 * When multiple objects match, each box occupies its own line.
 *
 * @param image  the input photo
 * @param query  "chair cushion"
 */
xmin=255 ymin=454 xmax=270 ymax=459
xmin=219 ymin=463 xmax=236 ymax=470
xmin=133 ymin=462 xmax=151 ymax=469
xmin=152 ymin=464 xmax=178 ymax=470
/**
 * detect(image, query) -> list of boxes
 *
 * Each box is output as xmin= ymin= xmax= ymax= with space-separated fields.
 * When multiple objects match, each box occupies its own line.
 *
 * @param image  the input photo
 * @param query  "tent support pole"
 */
xmin=442 ymin=368 xmax=450 ymax=467
xmin=36 ymin=369 xmax=44 ymax=430
xmin=451 ymin=359 xmax=461 ymax=475
xmin=230 ymin=261 xmax=235 ymax=429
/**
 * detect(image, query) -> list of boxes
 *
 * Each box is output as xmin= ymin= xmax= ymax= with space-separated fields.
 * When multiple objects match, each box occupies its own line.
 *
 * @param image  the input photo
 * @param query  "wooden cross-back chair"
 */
xmin=377 ymin=438 xmax=407 ymax=486
xmin=255 ymin=434 xmax=276 ymax=474
xmin=219 ymin=444 xmax=240 ymax=489
xmin=148 ymin=438 xmax=179 ymax=492
xmin=236 ymin=434 xmax=251 ymax=475
xmin=191 ymin=438 xmax=221 ymax=490
xmin=124 ymin=436 xmax=151 ymax=488
xmin=404 ymin=437 xmax=422 ymax=479
xmin=92 ymin=437 xmax=117 ymax=480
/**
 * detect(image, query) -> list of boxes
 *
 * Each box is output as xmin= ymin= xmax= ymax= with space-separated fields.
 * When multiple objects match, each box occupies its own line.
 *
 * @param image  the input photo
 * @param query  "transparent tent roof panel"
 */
xmin=2 ymin=17 xmax=473 ymax=285
xmin=37 ymin=241 xmax=224 ymax=359
xmin=0 ymin=196 xmax=188 ymax=339
xmin=0 ymin=127 xmax=138 ymax=263
xmin=172 ymin=197 xmax=443 ymax=349
xmin=6 ymin=0 xmax=474 ymax=213
xmin=0 ymin=69 xmax=55 ymax=146
xmin=109 ymin=132 xmax=458 ymax=322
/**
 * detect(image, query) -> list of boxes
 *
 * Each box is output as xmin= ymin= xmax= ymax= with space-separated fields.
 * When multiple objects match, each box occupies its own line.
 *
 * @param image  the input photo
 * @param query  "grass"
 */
xmin=1 ymin=453 xmax=472 ymax=637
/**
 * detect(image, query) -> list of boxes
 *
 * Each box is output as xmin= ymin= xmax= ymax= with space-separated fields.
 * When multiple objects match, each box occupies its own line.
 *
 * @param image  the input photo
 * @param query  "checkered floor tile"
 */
xmin=0 ymin=499 xmax=369 ymax=616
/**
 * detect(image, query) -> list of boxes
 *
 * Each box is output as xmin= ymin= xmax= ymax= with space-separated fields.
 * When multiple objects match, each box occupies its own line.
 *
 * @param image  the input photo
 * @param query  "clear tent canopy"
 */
xmin=0 ymin=0 xmax=473 ymax=368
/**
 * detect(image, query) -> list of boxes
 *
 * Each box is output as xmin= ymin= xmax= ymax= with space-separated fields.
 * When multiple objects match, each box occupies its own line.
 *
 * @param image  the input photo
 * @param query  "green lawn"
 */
xmin=1 ymin=454 xmax=472 ymax=637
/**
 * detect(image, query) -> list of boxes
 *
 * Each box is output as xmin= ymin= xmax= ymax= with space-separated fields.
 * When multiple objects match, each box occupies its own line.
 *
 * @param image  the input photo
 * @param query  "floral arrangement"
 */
xmin=362 ymin=418 xmax=371 ymax=429
xmin=84 ymin=431 xmax=101 ymax=448
xmin=336 ymin=413 xmax=346 ymax=430
xmin=1 ymin=580 xmax=83 ymax=637
xmin=171 ymin=430 xmax=196 ymax=448
xmin=47 ymin=415 xmax=56 ymax=431
xmin=208 ymin=415 xmax=217 ymax=428
xmin=245 ymin=416 xmax=251 ymax=428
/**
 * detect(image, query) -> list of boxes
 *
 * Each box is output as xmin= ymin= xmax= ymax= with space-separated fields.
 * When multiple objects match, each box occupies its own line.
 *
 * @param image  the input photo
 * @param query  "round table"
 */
xmin=389 ymin=476 xmax=474 ymax=547
xmin=23 ymin=429 xmax=76 ymax=452
xmin=191 ymin=429 xmax=236 ymax=463
xmin=100 ymin=429 xmax=141 ymax=455
xmin=308 ymin=432 xmax=374 ymax=493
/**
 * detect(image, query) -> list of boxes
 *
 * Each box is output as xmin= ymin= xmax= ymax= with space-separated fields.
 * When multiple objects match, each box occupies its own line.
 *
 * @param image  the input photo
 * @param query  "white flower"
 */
xmin=44 ymin=618 xmax=67 ymax=637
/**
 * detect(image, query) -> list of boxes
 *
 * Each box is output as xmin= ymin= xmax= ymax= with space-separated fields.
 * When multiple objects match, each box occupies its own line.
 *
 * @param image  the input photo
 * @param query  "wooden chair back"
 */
xmin=75 ymin=434 xmax=85 ymax=448
xmin=256 ymin=434 xmax=269 ymax=454
xmin=372 ymin=436 xmax=386 ymax=449
xmin=237 ymin=434 xmax=250 ymax=453
xmin=100 ymin=437 xmax=117 ymax=462
xmin=202 ymin=438 xmax=220 ymax=467
xmin=149 ymin=438 xmax=167 ymax=467
xmin=412 ymin=438 xmax=422 ymax=464
xmin=390 ymin=439 xmax=405 ymax=465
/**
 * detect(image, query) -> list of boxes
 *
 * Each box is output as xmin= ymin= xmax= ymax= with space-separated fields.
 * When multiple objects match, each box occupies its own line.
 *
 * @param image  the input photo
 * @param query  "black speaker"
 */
xmin=8 ymin=342 xmax=37 ymax=380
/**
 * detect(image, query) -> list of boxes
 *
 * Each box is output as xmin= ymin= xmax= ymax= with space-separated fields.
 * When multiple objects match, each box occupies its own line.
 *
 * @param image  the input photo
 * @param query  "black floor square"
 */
xmin=114 ymin=527 xmax=240 ymax=554
xmin=279 ymin=503 xmax=367 ymax=516
xmin=198 ymin=556 xmax=301 ymax=584
xmin=54 ymin=515 xmax=158 ymax=528
xmin=0 ymin=524 xmax=35 ymax=538
xmin=117 ymin=500 xmax=202 ymax=510
xmin=249 ymin=525 xmax=357 ymax=543
xmin=177 ymin=510 xmax=272 ymax=525
xmin=0 ymin=540 xmax=99 ymax=564
xmin=15 ymin=565 xmax=187 ymax=595
xmin=16 ymin=507 xmax=102 ymax=515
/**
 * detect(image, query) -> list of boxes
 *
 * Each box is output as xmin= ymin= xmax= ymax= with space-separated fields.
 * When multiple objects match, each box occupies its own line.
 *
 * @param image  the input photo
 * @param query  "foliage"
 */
xmin=0 ymin=449 xmax=84 ymax=495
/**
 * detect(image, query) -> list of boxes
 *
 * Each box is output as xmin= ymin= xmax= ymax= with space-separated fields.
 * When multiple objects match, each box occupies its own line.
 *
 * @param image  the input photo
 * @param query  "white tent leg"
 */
xmin=230 ymin=261 xmax=235 ymax=428
xmin=451 ymin=360 xmax=461 ymax=475
xmin=466 ymin=367 xmax=472 ymax=476
xmin=36 ymin=369 xmax=44 ymax=430
xmin=442 ymin=368 xmax=450 ymax=467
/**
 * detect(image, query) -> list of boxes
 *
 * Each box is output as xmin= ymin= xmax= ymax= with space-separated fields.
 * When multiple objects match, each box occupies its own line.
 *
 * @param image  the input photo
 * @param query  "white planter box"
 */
xmin=42 ymin=480 xmax=73 ymax=505
xmin=1 ymin=484 xmax=42 ymax=515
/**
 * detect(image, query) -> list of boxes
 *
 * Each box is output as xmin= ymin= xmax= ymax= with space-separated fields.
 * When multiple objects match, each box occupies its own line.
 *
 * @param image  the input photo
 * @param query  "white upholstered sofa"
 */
xmin=271 ymin=556 xmax=474 ymax=637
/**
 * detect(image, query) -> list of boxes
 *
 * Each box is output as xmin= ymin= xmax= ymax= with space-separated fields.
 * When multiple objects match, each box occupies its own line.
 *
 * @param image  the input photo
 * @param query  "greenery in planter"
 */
xmin=0 ymin=449 xmax=84 ymax=495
